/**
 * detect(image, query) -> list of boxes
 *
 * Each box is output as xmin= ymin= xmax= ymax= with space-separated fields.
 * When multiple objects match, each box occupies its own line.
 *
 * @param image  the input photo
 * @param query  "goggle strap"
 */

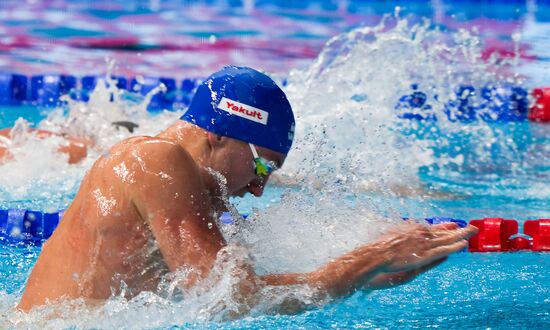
xmin=249 ymin=143 xmax=260 ymax=159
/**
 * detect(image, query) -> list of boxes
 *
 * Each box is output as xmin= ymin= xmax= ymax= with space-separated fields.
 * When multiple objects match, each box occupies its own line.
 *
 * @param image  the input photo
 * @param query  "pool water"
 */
xmin=1 ymin=0 xmax=550 ymax=329
xmin=1 ymin=246 xmax=548 ymax=328
xmin=1 ymin=0 xmax=549 ymax=82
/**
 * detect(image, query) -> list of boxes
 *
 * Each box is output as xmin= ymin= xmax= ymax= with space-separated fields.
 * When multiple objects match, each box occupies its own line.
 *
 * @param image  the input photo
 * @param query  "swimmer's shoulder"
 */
xmin=93 ymin=136 xmax=200 ymax=183
xmin=119 ymin=136 xmax=201 ymax=179
xmin=107 ymin=136 xmax=184 ymax=157
xmin=119 ymin=137 xmax=209 ymax=216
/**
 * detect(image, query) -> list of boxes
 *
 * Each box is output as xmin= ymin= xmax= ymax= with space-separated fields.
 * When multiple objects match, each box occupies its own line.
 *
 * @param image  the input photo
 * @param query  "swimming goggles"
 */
xmin=248 ymin=143 xmax=278 ymax=177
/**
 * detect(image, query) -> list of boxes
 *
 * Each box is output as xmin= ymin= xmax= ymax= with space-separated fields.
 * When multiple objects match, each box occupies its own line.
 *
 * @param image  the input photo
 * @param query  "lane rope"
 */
xmin=0 ymin=209 xmax=548 ymax=252
xmin=1 ymin=73 xmax=549 ymax=122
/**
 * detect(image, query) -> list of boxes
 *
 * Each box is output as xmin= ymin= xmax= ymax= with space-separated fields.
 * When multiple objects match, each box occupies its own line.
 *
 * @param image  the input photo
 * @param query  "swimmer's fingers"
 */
xmin=430 ymin=226 xmax=478 ymax=246
xmin=431 ymin=222 xmax=459 ymax=230
xmin=432 ymin=224 xmax=478 ymax=236
xmin=402 ymin=221 xmax=460 ymax=232
xmin=427 ymin=239 xmax=469 ymax=260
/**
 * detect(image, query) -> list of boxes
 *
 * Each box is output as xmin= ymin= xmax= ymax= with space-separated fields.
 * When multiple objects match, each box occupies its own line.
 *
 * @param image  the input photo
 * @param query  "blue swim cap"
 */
xmin=180 ymin=66 xmax=295 ymax=154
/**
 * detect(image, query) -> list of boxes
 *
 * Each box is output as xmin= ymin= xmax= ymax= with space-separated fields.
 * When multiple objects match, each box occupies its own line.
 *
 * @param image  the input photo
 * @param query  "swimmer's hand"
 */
xmin=304 ymin=222 xmax=477 ymax=298
xmin=380 ymin=222 xmax=477 ymax=273
xmin=364 ymin=257 xmax=447 ymax=290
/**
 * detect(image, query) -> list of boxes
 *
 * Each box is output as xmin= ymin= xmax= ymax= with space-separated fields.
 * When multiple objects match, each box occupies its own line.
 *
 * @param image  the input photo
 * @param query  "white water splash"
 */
xmin=0 ymin=119 xmax=92 ymax=209
xmin=227 ymin=190 xmax=399 ymax=275
xmin=278 ymin=12 xmax=536 ymax=200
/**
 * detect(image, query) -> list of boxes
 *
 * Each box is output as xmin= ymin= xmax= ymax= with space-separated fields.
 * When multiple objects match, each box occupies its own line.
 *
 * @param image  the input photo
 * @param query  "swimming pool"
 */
xmin=1 ymin=0 xmax=550 ymax=328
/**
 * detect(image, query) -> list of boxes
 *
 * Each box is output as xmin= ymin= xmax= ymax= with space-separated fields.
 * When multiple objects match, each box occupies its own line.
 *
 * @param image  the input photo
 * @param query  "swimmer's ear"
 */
xmin=206 ymin=132 xmax=227 ymax=149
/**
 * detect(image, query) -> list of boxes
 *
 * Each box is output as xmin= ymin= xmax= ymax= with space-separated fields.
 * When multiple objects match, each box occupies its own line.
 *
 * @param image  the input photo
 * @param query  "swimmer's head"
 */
xmin=180 ymin=66 xmax=295 ymax=155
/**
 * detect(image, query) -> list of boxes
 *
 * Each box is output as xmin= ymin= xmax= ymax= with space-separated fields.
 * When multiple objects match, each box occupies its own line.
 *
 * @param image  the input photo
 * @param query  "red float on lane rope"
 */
xmin=468 ymin=218 xmax=518 ymax=252
xmin=529 ymin=88 xmax=550 ymax=122
xmin=524 ymin=219 xmax=550 ymax=251
xmin=508 ymin=236 xmax=532 ymax=251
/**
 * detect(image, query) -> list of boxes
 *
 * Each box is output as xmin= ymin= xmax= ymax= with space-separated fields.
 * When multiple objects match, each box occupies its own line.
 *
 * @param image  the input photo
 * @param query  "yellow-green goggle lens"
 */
xmin=254 ymin=158 xmax=273 ymax=177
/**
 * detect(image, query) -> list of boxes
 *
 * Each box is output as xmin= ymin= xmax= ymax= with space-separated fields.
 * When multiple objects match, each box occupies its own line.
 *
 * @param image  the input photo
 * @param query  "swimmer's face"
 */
xmin=237 ymin=143 xmax=285 ymax=197
xmin=210 ymin=136 xmax=285 ymax=197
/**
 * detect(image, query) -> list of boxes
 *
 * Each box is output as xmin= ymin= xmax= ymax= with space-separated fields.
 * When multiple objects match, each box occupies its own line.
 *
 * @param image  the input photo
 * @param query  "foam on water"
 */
xmin=0 ymin=119 xmax=93 ymax=210
xmin=227 ymin=192 xmax=398 ymax=275
xmin=0 ymin=14 xmax=545 ymax=328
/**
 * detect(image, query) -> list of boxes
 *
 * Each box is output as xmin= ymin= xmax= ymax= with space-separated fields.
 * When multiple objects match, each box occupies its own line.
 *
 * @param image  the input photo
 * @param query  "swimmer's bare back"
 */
xmin=0 ymin=128 xmax=92 ymax=164
xmin=17 ymin=135 xmax=222 ymax=310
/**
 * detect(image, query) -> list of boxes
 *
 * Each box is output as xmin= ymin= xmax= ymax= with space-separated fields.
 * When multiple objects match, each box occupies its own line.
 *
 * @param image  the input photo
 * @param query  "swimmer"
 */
xmin=0 ymin=121 xmax=138 ymax=164
xmin=17 ymin=66 xmax=477 ymax=314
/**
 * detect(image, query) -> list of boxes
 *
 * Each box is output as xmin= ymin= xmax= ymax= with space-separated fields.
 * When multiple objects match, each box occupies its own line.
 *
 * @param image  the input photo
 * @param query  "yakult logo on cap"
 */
xmin=217 ymin=97 xmax=269 ymax=125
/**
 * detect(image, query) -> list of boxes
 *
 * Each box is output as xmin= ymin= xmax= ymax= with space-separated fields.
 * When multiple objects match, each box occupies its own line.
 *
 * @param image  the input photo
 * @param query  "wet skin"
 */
xmin=17 ymin=121 xmax=281 ymax=310
xmin=17 ymin=120 xmax=477 ymax=313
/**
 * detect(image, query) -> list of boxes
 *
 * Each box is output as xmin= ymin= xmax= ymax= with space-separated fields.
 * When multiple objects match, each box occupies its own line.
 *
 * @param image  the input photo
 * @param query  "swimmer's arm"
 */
xmin=129 ymin=142 xmax=225 ymax=288
xmin=239 ymin=242 xmax=393 ymax=315
xmin=260 ymin=222 xmax=476 ymax=299
xmin=258 ymin=241 xmax=390 ymax=299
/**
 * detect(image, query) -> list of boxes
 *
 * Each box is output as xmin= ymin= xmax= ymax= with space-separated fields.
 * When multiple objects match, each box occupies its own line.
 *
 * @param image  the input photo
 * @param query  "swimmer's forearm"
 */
xmin=259 ymin=273 xmax=310 ymax=287
xmin=249 ymin=243 xmax=394 ymax=316
xmin=260 ymin=242 xmax=391 ymax=299
xmin=308 ymin=242 xmax=391 ymax=297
